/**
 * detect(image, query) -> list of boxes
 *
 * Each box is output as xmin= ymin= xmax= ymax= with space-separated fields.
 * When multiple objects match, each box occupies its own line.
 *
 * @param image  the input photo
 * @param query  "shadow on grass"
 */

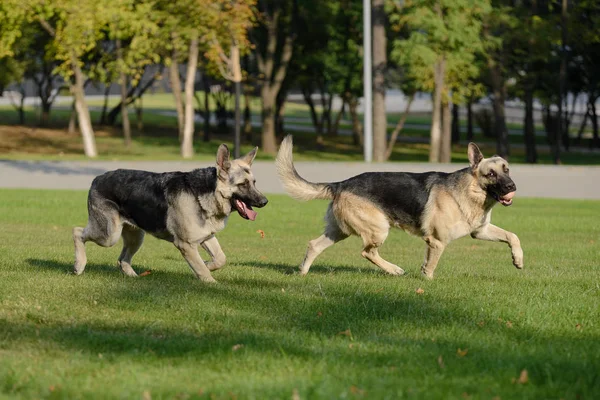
xmin=232 ymin=260 xmax=382 ymax=276
xmin=27 ymin=258 xmax=155 ymax=277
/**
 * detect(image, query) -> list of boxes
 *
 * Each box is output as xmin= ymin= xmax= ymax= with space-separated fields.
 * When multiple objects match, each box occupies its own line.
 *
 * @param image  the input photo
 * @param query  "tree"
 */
xmin=372 ymin=0 xmax=387 ymax=162
xmin=251 ymin=0 xmax=295 ymax=155
xmin=394 ymin=0 xmax=490 ymax=162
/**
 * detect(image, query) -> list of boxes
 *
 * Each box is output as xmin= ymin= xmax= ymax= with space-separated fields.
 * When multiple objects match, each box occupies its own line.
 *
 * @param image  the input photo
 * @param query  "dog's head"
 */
xmin=468 ymin=143 xmax=517 ymax=207
xmin=216 ymin=144 xmax=268 ymax=220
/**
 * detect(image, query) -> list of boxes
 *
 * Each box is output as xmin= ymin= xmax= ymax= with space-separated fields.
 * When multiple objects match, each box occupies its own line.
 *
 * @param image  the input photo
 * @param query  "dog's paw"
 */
xmin=388 ymin=266 xmax=406 ymax=276
xmin=512 ymin=248 xmax=524 ymax=269
xmin=420 ymin=268 xmax=434 ymax=280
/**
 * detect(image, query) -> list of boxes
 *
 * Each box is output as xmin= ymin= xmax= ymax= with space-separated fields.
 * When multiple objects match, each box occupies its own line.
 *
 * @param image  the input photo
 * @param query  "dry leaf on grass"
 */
xmin=350 ymin=386 xmax=365 ymax=396
xmin=139 ymin=270 xmax=152 ymax=277
xmin=142 ymin=390 xmax=152 ymax=400
xmin=576 ymin=323 xmax=583 ymax=330
xmin=437 ymin=355 xmax=445 ymax=369
xmin=512 ymin=369 xmax=529 ymax=384
xmin=292 ymin=388 xmax=300 ymax=400
xmin=338 ymin=329 xmax=353 ymax=340
xmin=257 ymin=229 xmax=265 ymax=238
xmin=457 ymin=348 xmax=468 ymax=357
xmin=232 ymin=344 xmax=244 ymax=352
xmin=506 ymin=321 xmax=513 ymax=328
xmin=415 ymin=288 xmax=425 ymax=295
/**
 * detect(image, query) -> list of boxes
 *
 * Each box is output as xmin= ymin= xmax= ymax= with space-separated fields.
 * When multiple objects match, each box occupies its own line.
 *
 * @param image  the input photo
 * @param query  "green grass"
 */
xmin=0 ymin=189 xmax=598 ymax=399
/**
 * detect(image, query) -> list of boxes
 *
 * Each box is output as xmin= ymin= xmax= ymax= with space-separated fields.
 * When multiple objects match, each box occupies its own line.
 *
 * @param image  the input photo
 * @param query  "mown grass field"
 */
xmin=0 ymin=189 xmax=598 ymax=399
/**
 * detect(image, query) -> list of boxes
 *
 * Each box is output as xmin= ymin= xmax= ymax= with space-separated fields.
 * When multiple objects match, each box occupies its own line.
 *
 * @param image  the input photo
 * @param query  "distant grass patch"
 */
xmin=0 ymin=189 xmax=598 ymax=399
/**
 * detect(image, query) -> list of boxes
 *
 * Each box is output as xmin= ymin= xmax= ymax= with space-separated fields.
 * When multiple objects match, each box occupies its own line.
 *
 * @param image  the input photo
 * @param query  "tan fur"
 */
xmin=277 ymin=136 xmax=523 ymax=279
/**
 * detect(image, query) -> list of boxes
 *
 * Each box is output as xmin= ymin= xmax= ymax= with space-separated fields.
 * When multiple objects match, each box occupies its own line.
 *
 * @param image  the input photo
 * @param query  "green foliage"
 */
xmin=0 ymin=190 xmax=599 ymax=398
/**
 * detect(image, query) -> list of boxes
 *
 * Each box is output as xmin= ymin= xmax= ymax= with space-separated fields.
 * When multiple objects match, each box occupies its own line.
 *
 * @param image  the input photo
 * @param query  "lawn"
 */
xmin=0 ymin=190 xmax=598 ymax=399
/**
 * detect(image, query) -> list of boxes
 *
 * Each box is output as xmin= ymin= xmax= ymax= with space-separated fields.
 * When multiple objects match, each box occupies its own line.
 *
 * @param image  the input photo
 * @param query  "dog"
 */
xmin=275 ymin=135 xmax=523 ymax=279
xmin=73 ymin=145 xmax=268 ymax=282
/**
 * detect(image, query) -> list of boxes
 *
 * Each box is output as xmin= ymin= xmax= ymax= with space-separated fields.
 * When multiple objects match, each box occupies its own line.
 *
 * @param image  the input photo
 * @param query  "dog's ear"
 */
xmin=240 ymin=147 xmax=258 ymax=166
xmin=216 ymin=144 xmax=231 ymax=174
xmin=467 ymin=142 xmax=483 ymax=169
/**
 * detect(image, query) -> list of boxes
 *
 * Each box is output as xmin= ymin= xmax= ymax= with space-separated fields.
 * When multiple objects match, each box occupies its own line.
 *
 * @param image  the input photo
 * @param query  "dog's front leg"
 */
xmin=174 ymin=240 xmax=217 ymax=283
xmin=421 ymin=236 xmax=446 ymax=279
xmin=201 ymin=236 xmax=227 ymax=271
xmin=471 ymin=224 xmax=523 ymax=269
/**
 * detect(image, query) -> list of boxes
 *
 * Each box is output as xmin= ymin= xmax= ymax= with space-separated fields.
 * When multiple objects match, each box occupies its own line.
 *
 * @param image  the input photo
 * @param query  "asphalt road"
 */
xmin=1 ymin=159 xmax=599 ymax=200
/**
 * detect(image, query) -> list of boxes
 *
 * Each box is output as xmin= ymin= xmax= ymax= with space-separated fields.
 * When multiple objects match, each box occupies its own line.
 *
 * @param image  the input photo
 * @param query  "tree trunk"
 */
xmin=430 ymin=57 xmax=445 ymax=162
xmin=303 ymin=88 xmax=323 ymax=144
xmin=40 ymin=102 xmax=50 ymax=126
xmin=260 ymin=86 xmax=277 ymax=154
xmin=169 ymin=47 xmax=185 ymax=141
xmin=106 ymin=67 xmax=161 ymax=125
xmin=467 ymin=99 xmax=474 ymax=141
xmin=591 ymin=99 xmax=599 ymax=148
xmin=440 ymin=98 xmax=452 ymax=163
xmin=99 ymin=84 xmax=111 ymax=125
xmin=372 ymin=0 xmax=387 ymax=162
xmin=347 ymin=94 xmax=363 ymax=146
xmin=68 ymin=100 xmax=77 ymax=134
xmin=556 ymin=0 xmax=567 ymax=163
xmin=231 ymin=44 xmax=243 ymax=158
xmin=243 ymin=91 xmax=252 ymax=142
xmin=181 ymin=32 xmax=198 ymax=159
xmin=523 ymin=86 xmax=537 ymax=163
xmin=330 ymin=99 xmax=345 ymax=137
xmin=576 ymin=107 xmax=589 ymax=144
xmin=202 ymin=78 xmax=211 ymax=143
xmin=451 ymin=103 xmax=460 ymax=144
xmin=385 ymin=93 xmax=414 ymax=160
xmin=136 ymin=97 xmax=143 ymax=133
xmin=71 ymin=54 xmax=97 ymax=158
xmin=489 ymin=63 xmax=509 ymax=159
xmin=18 ymin=89 xmax=25 ymax=125
xmin=117 ymin=38 xmax=132 ymax=148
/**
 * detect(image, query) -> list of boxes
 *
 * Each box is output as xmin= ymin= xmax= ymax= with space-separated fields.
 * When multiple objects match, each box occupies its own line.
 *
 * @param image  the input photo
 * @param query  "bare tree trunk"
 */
xmin=489 ymin=62 xmax=509 ymax=159
xmin=591 ymin=98 xmax=600 ymax=148
xmin=99 ymin=84 xmax=111 ymax=125
xmin=347 ymin=94 xmax=363 ymax=146
xmin=261 ymin=87 xmax=277 ymax=154
xmin=68 ymin=100 xmax=77 ymax=134
xmin=231 ymin=44 xmax=243 ymax=158
xmin=385 ymin=93 xmax=414 ymax=160
xmin=181 ymin=32 xmax=198 ymax=159
xmin=440 ymin=97 xmax=452 ymax=163
xmin=243 ymin=90 xmax=252 ymax=142
xmin=70 ymin=54 xmax=97 ymax=158
xmin=451 ymin=103 xmax=460 ymax=144
xmin=523 ymin=86 xmax=537 ymax=163
xmin=202 ymin=77 xmax=211 ymax=143
xmin=466 ymin=99 xmax=474 ymax=141
xmin=576 ymin=107 xmax=589 ymax=144
xmin=169 ymin=42 xmax=185 ymax=141
xmin=302 ymin=88 xmax=324 ymax=144
xmin=430 ymin=57 xmax=445 ymax=162
xmin=330 ymin=99 xmax=345 ymax=137
xmin=136 ymin=97 xmax=143 ymax=133
xmin=556 ymin=0 xmax=568 ymax=162
xmin=117 ymin=38 xmax=132 ymax=148
xmin=372 ymin=0 xmax=387 ymax=162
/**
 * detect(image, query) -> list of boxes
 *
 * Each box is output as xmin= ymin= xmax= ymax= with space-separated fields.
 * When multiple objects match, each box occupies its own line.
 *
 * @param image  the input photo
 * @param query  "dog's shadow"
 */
xmin=234 ymin=260 xmax=389 ymax=277
xmin=26 ymin=258 xmax=157 ymax=277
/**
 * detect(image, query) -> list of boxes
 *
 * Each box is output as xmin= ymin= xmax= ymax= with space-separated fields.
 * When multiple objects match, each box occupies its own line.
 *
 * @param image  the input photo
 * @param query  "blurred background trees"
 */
xmin=0 ymin=0 xmax=597 ymax=162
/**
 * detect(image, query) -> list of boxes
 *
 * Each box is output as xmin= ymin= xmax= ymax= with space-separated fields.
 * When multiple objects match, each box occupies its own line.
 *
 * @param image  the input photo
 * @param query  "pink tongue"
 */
xmin=246 ymin=207 xmax=257 ymax=221
xmin=501 ymin=191 xmax=516 ymax=201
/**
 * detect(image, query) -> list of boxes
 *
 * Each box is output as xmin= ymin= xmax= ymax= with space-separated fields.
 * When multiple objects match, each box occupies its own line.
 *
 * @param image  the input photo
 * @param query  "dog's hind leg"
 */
xmin=118 ymin=225 xmax=145 ymax=277
xmin=360 ymin=231 xmax=405 ymax=276
xmin=201 ymin=236 xmax=227 ymax=271
xmin=420 ymin=236 xmax=446 ymax=279
xmin=73 ymin=200 xmax=123 ymax=275
xmin=299 ymin=207 xmax=348 ymax=275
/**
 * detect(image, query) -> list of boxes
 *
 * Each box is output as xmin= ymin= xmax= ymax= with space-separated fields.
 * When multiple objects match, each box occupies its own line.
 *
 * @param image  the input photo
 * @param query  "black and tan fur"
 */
xmin=73 ymin=145 xmax=268 ymax=282
xmin=275 ymin=135 xmax=523 ymax=279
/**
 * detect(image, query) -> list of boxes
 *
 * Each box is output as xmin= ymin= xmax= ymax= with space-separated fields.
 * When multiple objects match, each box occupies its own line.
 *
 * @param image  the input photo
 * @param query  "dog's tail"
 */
xmin=275 ymin=135 xmax=333 ymax=201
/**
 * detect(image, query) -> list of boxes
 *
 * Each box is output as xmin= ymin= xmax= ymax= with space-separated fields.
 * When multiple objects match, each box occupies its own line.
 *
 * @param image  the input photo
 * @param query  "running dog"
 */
xmin=275 ymin=135 xmax=522 ymax=279
xmin=73 ymin=145 xmax=268 ymax=282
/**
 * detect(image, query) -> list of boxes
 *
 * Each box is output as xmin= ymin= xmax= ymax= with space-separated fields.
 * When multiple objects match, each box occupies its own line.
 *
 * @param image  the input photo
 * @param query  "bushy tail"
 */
xmin=275 ymin=135 xmax=333 ymax=201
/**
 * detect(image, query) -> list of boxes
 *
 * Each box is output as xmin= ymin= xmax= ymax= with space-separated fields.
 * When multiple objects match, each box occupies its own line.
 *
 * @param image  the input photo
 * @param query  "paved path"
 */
xmin=1 ymin=159 xmax=599 ymax=200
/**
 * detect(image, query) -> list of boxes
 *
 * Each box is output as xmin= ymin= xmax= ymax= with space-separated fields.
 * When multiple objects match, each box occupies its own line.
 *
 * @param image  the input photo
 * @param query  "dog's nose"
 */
xmin=258 ymin=197 xmax=268 ymax=208
xmin=506 ymin=182 xmax=516 ymax=192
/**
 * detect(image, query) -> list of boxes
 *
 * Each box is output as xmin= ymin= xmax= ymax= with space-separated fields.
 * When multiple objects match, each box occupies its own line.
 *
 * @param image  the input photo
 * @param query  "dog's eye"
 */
xmin=488 ymin=171 xmax=496 ymax=178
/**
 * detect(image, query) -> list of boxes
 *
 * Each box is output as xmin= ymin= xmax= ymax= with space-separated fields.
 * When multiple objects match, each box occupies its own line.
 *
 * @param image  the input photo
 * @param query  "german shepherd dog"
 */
xmin=73 ymin=145 xmax=268 ymax=282
xmin=275 ymin=135 xmax=523 ymax=279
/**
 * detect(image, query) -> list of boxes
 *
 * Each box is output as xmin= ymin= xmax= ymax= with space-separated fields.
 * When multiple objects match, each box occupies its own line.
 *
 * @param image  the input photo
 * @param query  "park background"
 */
xmin=0 ymin=1 xmax=599 ymax=399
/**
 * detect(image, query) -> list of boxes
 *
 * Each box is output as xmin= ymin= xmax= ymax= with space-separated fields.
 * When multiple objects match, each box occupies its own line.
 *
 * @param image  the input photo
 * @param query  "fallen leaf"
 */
xmin=317 ymin=311 xmax=323 ymax=317
xmin=292 ymin=388 xmax=300 ymax=400
xmin=232 ymin=344 xmax=244 ymax=351
xmin=437 ymin=355 xmax=445 ymax=369
xmin=461 ymin=393 xmax=471 ymax=399
xmin=477 ymin=321 xmax=485 ymax=327
xmin=139 ymin=270 xmax=152 ymax=277
xmin=49 ymin=385 xmax=56 ymax=392
xmin=517 ymin=369 xmax=529 ymax=384
xmin=338 ymin=329 xmax=353 ymax=340
xmin=576 ymin=323 xmax=582 ymax=330
xmin=281 ymin=288 xmax=285 ymax=293
xmin=350 ymin=386 xmax=365 ymax=395
xmin=259 ymin=255 xmax=268 ymax=261
xmin=142 ymin=390 xmax=152 ymax=400
xmin=98 ymin=353 xmax=103 ymax=359
xmin=415 ymin=288 xmax=425 ymax=295
xmin=506 ymin=321 xmax=513 ymax=328
xmin=457 ymin=348 xmax=468 ymax=357
xmin=257 ymin=229 xmax=265 ymax=238
xmin=492 ymin=396 xmax=501 ymax=400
